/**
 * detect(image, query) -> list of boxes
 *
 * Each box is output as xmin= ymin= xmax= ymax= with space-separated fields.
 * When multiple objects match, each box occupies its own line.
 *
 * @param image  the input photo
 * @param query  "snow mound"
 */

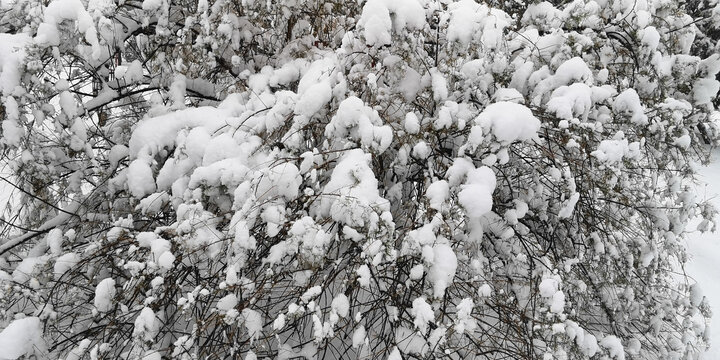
xmin=0 ymin=317 xmax=44 ymax=359
xmin=476 ymin=102 xmax=541 ymax=143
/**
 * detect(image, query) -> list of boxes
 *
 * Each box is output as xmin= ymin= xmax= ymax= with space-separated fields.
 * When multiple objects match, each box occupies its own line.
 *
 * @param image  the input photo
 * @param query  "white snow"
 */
xmin=352 ymin=326 xmax=366 ymax=348
xmin=127 ymin=159 xmax=157 ymax=198
xmin=478 ymin=283 xmax=492 ymax=297
xmin=674 ymin=134 xmax=692 ymax=150
xmin=0 ymin=317 xmax=44 ymax=359
xmin=242 ymin=308 xmax=262 ymax=343
xmin=255 ymin=163 xmax=302 ymax=202
xmin=447 ymin=0 xmax=510 ymax=49
xmin=157 ymin=251 xmax=175 ymax=269
xmin=108 ymin=145 xmax=128 ymax=168
xmin=325 ymin=97 xmax=393 ymax=153
xmin=331 ymin=294 xmax=350 ymax=318
xmin=547 ymin=83 xmax=593 ymax=120
xmin=694 ymin=78 xmax=720 ymax=105
xmin=458 ymin=182 xmax=493 ymax=217
xmin=494 ymin=88 xmax=524 ymax=103
xmin=591 ymin=138 xmax=640 ymax=164
xmin=430 ymin=69 xmax=448 ymax=102
xmin=565 ymin=320 xmax=599 ymax=357
xmin=553 ymin=57 xmax=594 ymax=87
xmin=1 ymin=96 xmax=24 ymax=147
xmin=600 ymin=335 xmax=625 ymax=360
xmin=0 ymin=33 xmax=29 ymax=95
xmin=59 ymin=91 xmax=78 ymax=119
xmin=300 ymin=286 xmax=322 ymax=303
xmin=124 ymin=60 xmax=144 ymax=83
xmin=447 ymin=0 xmax=485 ymax=46
xmin=558 ymin=192 xmax=580 ymax=218
xmin=428 ymin=243 xmax=457 ymax=297
xmin=522 ymin=2 xmax=563 ymax=30
xmin=169 ymin=74 xmax=186 ymax=109
xmin=385 ymin=0 xmax=425 ymax=30
xmin=137 ymin=191 xmax=169 ymax=214
xmin=404 ymin=113 xmax=420 ymax=134
xmin=357 ymin=264 xmax=371 ymax=287
xmin=142 ymin=0 xmax=162 ymax=11
xmin=295 ymin=81 xmax=331 ymax=118
xmin=613 ymin=89 xmax=648 ymax=125
xmin=273 ymin=314 xmax=286 ymax=330
xmin=425 ymin=180 xmax=448 ymax=210
xmin=412 ymin=141 xmax=430 ymax=159
xmin=136 ymin=232 xmax=173 ymax=268
xmin=409 ymin=264 xmax=424 ymax=280
xmin=454 ymin=298 xmax=476 ymax=334
xmin=550 ymin=290 xmax=565 ymax=314
xmin=94 ymin=278 xmax=116 ymax=312
xmin=411 ymin=297 xmax=434 ymax=334
xmin=41 ymin=0 xmax=101 ymax=59
xmin=54 ymin=252 xmax=79 ymax=278
xmin=458 ymin=166 xmax=496 ymax=218
xmin=128 ymin=107 xmax=229 ymax=158
xmin=319 ymin=149 xmax=389 ymax=228
xmin=358 ymin=0 xmax=392 ymax=46
xmin=357 ymin=0 xmax=425 ymax=46
xmin=12 ymin=256 xmax=44 ymax=283
xmin=476 ymin=102 xmax=541 ymax=143
xmin=539 ymin=277 xmax=559 ymax=297
xmin=640 ymin=26 xmax=660 ymax=50
xmin=133 ymin=307 xmax=158 ymax=342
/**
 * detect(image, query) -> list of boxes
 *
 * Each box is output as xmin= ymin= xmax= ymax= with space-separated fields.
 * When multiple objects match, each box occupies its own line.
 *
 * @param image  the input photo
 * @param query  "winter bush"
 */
xmin=0 ymin=0 xmax=719 ymax=359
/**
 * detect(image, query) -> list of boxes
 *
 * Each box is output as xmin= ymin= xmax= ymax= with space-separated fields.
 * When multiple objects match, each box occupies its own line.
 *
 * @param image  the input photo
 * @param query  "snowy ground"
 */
xmin=686 ymin=148 xmax=720 ymax=358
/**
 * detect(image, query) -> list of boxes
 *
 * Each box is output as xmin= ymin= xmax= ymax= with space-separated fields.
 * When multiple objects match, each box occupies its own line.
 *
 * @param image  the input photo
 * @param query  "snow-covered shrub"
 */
xmin=0 ymin=0 xmax=718 ymax=359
